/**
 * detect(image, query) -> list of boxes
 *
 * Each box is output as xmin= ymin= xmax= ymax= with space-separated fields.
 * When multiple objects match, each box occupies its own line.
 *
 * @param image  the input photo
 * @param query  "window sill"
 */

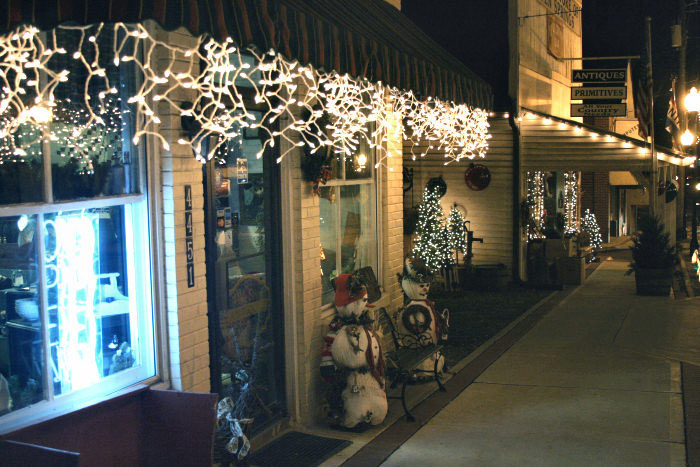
xmin=0 ymin=375 xmax=165 ymax=436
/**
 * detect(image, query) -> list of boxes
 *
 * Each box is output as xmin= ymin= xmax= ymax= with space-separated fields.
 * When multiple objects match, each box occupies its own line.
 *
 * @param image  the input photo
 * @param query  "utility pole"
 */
xmin=647 ymin=17 xmax=657 ymax=218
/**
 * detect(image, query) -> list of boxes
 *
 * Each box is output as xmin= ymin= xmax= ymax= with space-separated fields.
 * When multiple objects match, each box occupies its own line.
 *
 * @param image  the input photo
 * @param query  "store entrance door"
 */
xmin=204 ymin=110 xmax=285 ymax=432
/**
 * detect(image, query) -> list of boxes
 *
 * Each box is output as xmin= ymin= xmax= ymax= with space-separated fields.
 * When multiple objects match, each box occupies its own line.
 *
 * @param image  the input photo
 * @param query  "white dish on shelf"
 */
xmin=15 ymin=298 xmax=39 ymax=321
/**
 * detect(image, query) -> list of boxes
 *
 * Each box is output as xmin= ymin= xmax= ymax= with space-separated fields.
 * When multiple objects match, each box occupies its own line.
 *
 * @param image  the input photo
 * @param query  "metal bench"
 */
xmin=376 ymin=307 xmax=447 ymax=422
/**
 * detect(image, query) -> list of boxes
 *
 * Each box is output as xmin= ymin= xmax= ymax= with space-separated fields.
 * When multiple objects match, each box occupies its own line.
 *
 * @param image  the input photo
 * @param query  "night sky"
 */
xmin=402 ymin=0 xmax=699 ymax=144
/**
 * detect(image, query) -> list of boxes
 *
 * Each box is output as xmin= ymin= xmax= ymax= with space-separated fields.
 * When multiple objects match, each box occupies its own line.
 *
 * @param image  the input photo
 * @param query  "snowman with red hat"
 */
xmin=320 ymin=272 xmax=387 ymax=429
xmin=396 ymin=257 xmax=449 ymax=375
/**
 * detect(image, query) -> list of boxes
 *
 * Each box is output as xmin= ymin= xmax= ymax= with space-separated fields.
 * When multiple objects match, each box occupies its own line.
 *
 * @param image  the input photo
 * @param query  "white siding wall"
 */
xmin=404 ymin=118 xmax=515 ymax=272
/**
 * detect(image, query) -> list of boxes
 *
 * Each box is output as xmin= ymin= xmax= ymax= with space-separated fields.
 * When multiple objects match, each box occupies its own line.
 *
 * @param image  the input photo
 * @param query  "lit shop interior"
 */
xmin=0 ymin=28 xmax=154 ymax=417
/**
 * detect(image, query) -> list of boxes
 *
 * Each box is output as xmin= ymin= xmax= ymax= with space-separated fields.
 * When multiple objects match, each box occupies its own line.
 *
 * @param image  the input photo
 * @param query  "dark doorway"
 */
xmin=204 ymin=108 xmax=286 ymax=433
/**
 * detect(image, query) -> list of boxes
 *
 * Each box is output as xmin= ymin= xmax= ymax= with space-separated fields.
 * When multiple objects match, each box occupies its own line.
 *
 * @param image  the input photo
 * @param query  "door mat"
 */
xmin=248 ymin=431 xmax=350 ymax=467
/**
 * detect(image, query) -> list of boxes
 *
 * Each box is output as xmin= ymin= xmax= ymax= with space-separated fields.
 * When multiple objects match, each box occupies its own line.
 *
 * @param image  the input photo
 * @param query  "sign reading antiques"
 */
xmin=571 ymin=86 xmax=627 ymax=100
xmin=571 ymin=103 xmax=626 ymax=117
xmin=572 ymin=69 xmax=626 ymax=83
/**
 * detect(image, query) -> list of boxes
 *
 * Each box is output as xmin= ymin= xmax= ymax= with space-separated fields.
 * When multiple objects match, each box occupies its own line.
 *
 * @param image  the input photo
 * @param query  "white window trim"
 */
xmin=0 ymin=89 xmax=166 ymax=440
xmin=320 ymin=146 xmax=381 ymax=309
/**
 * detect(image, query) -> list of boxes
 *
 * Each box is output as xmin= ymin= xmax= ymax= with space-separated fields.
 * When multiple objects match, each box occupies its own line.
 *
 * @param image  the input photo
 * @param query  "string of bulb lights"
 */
xmin=563 ymin=171 xmax=579 ymax=235
xmin=0 ymin=23 xmax=491 ymax=169
xmin=526 ymin=171 xmax=546 ymax=240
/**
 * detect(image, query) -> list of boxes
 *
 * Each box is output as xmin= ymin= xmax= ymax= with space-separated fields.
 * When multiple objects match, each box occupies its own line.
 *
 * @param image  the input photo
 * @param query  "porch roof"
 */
xmin=519 ymin=108 xmax=693 ymax=171
xmin=0 ymin=0 xmax=493 ymax=109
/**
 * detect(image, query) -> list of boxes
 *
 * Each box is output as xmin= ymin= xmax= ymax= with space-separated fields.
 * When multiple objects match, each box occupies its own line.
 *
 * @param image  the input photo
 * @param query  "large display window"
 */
xmin=0 ymin=27 xmax=155 ymax=428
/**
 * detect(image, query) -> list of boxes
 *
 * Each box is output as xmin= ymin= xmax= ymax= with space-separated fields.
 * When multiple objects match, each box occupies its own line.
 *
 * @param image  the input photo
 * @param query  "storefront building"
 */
xmin=404 ymin=0 xmax=691 ymax=283
xmin=0 ymin=0 xmax=493 ymax=447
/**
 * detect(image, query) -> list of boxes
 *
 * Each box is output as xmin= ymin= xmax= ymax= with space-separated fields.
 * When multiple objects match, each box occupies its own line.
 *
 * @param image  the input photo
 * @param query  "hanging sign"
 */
xmin=571 ymin=86 xmax=627 ymax=100
xmin=572 ymin=69 xmax=626 ymax=83
xmin=184 ymin=185 xmax=195 ymax=288
xmin=547 ymin=16 xmax=565 ymax=59
xmin=536 ymin=0 xmax=582 ymax=35
xmin=571 ymin=103 xmax=626 ymax=117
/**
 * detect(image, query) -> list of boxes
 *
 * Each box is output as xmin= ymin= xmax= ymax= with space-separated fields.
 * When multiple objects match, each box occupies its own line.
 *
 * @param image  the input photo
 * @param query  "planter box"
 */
xmin=634 ymin=268 xmax=673 ymax=296
xmin=558 ymin=256 xmax=586 ymax=285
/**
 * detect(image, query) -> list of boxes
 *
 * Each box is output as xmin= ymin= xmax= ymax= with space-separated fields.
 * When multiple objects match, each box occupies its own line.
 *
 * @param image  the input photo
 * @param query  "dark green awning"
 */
xmin=1 ymin=0 xmax=493 ymax=109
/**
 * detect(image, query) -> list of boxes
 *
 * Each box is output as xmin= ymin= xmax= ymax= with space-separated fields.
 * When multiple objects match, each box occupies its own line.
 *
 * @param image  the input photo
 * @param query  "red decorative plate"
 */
xmin=465 ymin=164 xmax=491 ymax=191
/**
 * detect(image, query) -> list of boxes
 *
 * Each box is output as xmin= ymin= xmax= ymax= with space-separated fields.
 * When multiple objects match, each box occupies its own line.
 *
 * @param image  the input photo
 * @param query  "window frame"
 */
xmin=0 ymin=34 xmax=163 ymax=433
xmin=319 ymin=138 xmax=381 ymax=308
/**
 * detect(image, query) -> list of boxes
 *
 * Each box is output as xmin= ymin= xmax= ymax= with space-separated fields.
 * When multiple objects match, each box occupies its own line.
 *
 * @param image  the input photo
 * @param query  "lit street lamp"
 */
xmin=683 ymin=87 xmax=699 ymax=253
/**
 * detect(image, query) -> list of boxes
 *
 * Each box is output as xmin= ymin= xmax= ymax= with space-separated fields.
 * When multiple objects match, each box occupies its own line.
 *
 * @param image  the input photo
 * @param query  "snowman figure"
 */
xmin=320 ymin=273 xmax=387 ymax=429
xmin=396 ymin=257 xmax=449 ymax=375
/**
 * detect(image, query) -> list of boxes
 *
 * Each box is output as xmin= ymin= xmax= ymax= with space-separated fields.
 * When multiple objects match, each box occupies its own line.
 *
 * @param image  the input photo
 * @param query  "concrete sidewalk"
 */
xmin=382 ymin=259 xmax=692 ymax=466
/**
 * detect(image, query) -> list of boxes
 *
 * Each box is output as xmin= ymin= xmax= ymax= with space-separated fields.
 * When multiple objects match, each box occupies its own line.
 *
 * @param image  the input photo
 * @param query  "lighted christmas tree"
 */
xmin=582 ymin=209 xmax=603 ymax=256
xmin=447 ymin=206 xmax=467 ymax=264
xmin=412 ymin=186 xmax=450 ymax=272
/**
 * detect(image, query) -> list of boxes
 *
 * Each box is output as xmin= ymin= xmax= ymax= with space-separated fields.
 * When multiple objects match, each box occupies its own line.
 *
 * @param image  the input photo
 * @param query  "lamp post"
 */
xmin=683 ymin=87 xmax=699 ymax=253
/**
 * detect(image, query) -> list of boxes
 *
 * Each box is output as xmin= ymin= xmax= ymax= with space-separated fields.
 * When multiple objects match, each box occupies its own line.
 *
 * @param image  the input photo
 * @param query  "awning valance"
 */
xmin=519 ymin=109 xmax=692 ymax=171
xmin=0 ymin=0 xmax=493 ymax=109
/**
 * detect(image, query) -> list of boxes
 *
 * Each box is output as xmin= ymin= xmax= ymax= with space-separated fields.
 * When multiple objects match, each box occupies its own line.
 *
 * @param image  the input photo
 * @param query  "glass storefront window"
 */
xmin=0 ymin=25 xmax=155 ymax=427
xmin=0 ymin=26 xmax=141 ymax=206
xmin=319 ymin=142 xmax=377 ymax=305
xmin=0 ymin=128 xmax=44 ymax=205
xmin=44 ymin=206 xmax=148 ymax=395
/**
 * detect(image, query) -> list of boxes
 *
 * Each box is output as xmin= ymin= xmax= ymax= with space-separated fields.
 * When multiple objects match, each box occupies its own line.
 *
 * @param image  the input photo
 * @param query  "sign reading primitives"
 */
xmin=184 ymin=185 xmax=195 ymax=288
xmin=571 ymin=86 xmax=627 ymax=100
xmin=571 ymin=103 xmax=626 ymax=117
xmin=572 ymin=69 xmax=626 ymax=83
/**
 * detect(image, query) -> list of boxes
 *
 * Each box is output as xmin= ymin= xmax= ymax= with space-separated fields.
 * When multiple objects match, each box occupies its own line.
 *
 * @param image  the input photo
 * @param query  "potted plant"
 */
xmin=627 ymin=215 xmax=677 ymax=296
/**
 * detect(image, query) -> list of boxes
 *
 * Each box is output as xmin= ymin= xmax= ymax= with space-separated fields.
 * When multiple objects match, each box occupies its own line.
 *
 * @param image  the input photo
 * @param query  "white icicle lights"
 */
xmin=0 ymin=23 xmax=490 ymax=167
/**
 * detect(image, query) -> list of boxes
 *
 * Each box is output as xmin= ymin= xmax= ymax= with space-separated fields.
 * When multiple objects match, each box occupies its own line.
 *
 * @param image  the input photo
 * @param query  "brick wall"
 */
xmin=154 ymin=27 xmax=210 ymax=394
xmin=581 ymin=172 xmax=610 ymax=241
xmin=282 ymin=97 xmax=405 ymax=425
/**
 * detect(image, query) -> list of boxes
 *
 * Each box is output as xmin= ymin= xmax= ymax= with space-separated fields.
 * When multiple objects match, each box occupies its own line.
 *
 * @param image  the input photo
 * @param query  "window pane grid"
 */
xmin=319 ymin=143 xmax=378 ymax=305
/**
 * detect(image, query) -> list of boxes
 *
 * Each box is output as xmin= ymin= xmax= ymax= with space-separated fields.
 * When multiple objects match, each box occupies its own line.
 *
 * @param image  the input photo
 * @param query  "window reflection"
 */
xmin=0 ymin=215 xmax=42 ymax=414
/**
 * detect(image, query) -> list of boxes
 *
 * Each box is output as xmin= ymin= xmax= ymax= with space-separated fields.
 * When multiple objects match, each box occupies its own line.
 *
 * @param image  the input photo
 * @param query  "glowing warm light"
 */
xmin=16 ymin=215 xmax=28 ymax=231
xmin=681 ymin=129 xmax=696 ymax=146
xmin=526 ymin=171 xmax=545 ymax=240
xmin=20 ymin=105 xmax=52 ymax=124
xmin=685 ymin=87 xmax=700 ymax=112
xmin=356 ymin=152 xmax=367 ymax=171
xmin=0 ymin=23 xmax=491 ymax=167
xmin=695 ymin=182 xmax=700 ymax=191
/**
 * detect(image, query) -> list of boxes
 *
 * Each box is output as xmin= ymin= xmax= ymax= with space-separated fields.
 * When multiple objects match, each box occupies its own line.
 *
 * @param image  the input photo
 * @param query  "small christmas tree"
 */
xmin=412 ymin=186 xmax=450 ymax=273
xmin=447 ymin=206 xmax=467 ymax=264
xmin=581 ymin=209 xmax=603 ymax=258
